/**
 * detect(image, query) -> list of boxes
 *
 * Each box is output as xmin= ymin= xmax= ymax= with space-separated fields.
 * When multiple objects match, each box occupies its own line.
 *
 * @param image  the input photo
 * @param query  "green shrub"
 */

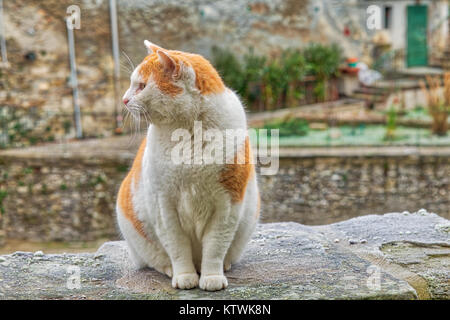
xmin=0 ymin=189 xmax=7 ymax=215
xmin=303 ymin=43 xmax=341 ymax=79
xmin=243 ymin=49 xmax=266 ymax=83
xmin=211 ymin=43 xmax=342 ymax=110
xmin=211 ymin=46 xmax=245 ymax=93
xmin=242 ymin=49 xmax=266 ymax=104
xmin=304 ymin=43 xmax=341 ymax=100
xmin=262 ymin=118 xmax=309 ymax=137
xmin=262 ymin=59 xmax=287 ymax=109
xmin=281 ymin=49 xmax=307 ymax=105
xmin=384 ymin=106 xmax=398 ymax=141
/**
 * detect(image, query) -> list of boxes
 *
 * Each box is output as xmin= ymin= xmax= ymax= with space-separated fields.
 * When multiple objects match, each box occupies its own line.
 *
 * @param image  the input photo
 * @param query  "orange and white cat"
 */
xmin=116 ymin=40 xmax=260 ymax=291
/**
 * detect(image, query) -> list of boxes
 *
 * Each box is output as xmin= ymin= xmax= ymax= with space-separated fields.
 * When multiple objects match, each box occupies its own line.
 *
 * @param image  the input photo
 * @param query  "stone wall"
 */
xmin=0 ymin=136 xmax=448 ymax=244
xmin=260 ymin=151 xmax=450 ymax=225
xmin=0 ymin=155 xmax=121 ymax=243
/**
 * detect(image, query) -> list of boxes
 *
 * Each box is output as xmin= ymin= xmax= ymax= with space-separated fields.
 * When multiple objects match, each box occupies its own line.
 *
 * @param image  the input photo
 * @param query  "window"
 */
xmin=384 ymin=6 xmax=392 ymax=29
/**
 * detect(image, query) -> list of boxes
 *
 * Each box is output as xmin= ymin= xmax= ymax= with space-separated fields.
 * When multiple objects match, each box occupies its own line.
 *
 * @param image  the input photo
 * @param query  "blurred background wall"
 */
xmin=2 ymin=0 xmax=447 ymax=143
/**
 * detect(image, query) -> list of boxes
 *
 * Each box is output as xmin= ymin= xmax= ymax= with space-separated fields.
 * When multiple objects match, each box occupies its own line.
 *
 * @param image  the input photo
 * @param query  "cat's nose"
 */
xmin=123 ymin=98 xmax=129 ymax=105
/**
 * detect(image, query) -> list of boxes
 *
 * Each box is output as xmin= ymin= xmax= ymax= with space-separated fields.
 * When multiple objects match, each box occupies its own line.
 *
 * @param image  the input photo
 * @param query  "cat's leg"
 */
xmin=126 ymin=229 xmax=173 ymax=277
xmin=129 ymin=233 xmax=173 ymax=277
xmin=153 ymin=196 xmax=199 ymax=289
xmin=224 ymin=182 xmax=259 ymax=271
xmin=127 ymin=242 xmax=147 ymax=270
xmin=117 ymin=205 xmax=173 ymax=276
xmin=199 ymin=199 xmax=241 ymax=291
xmin=223 ymin=216 xmax=257 ymax=271
xmin=117 ymin=205 xmax=146 ymax=270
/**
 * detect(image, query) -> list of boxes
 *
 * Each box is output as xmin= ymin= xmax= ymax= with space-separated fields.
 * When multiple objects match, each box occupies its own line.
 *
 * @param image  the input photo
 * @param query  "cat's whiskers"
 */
xmin=123 ymin=104 xmax=138 ymax=144
xmin=134 ymin=103 xmax=151 ymax=129
xmin=127 ymin=103 xmax=151 ymax=143
xmin=123 ymin=113 xmax=131 ymax=134
xmin=121 ymin=65 xmax=133 ymax=75
xmin=122 ymin=50 xmax=135 ymax=71
xmin=120 ymin=51 xmax=136 ymax=77
xmin=128 ymin=106 xmax=140 ymax=142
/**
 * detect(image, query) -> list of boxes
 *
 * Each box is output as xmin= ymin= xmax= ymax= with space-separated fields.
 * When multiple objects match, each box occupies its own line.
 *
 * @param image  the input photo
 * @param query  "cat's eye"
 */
xmin=139 ymin=83 xmax=146 ymax=91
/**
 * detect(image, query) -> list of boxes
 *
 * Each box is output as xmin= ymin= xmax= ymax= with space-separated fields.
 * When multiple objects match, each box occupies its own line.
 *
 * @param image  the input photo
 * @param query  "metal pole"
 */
xmin=0 ymin=0 xmax=8 ymax=64
xmin=109 ymin=0 xmax=122 ymax=132
xmin=66 ymin=18 xmax=83 ymax=139
xmin=0 ymin=0 xmax=8 ymax=146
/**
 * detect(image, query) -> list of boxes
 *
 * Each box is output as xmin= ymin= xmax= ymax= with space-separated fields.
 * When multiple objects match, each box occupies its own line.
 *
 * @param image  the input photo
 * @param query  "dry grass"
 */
xmin=419 ymin=72 xmax=450 ymax=136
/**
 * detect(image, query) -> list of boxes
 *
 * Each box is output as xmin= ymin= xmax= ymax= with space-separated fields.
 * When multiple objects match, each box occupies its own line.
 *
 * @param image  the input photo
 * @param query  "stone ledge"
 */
xmin=2 ymin=136 xmax=450 ymax=163
xmin=0 ymin=210 xmax=448 ymax=300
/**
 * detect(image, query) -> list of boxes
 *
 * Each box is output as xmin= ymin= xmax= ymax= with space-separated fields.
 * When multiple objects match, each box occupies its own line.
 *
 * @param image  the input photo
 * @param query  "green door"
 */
xmin=407 ymin=5 xmax=428 ymax=67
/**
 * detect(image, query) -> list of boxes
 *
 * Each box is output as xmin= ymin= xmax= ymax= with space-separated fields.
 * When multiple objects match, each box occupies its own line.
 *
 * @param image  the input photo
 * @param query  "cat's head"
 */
xmin=122 ymin=40 xmax=225 ymax=125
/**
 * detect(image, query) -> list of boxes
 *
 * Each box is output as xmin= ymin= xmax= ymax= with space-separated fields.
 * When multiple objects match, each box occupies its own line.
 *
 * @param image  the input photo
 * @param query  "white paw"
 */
xmin=199 ymin=275 xmax=228 ymax=291
xmin=172 ymin=273 xmax=199 ymax=290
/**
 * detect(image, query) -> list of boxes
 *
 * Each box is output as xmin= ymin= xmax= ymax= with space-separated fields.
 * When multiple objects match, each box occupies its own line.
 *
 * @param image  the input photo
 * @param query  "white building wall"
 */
xmin=361 ymin=0 xmax=448 ymax=67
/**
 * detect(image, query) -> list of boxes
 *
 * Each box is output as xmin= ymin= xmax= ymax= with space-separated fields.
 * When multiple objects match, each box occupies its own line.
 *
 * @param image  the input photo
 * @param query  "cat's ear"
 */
xmin=156 ymin=50 xmax=180 ymax=79
xmin=144 ymin=40 xmax=162 ymax=54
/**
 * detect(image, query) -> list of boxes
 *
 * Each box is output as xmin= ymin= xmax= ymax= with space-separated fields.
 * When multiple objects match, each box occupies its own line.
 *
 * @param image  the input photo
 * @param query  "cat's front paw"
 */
xmin=172 ymin=273 xmax=199 ymax=290
xmin=199 ymin=275 xmax=228 ymax=291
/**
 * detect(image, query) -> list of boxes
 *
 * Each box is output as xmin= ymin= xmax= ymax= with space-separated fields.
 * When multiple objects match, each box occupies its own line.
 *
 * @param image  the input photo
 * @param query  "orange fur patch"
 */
xmin=139 ymin=54 xmax=183 ymax=97
xmin=219 ymin=136 xmax=255 ymax=203
xmin=117 ymin=138 xmax=149 ymax=240
xmin=139 ymin=50 xmax=225 ymax=96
